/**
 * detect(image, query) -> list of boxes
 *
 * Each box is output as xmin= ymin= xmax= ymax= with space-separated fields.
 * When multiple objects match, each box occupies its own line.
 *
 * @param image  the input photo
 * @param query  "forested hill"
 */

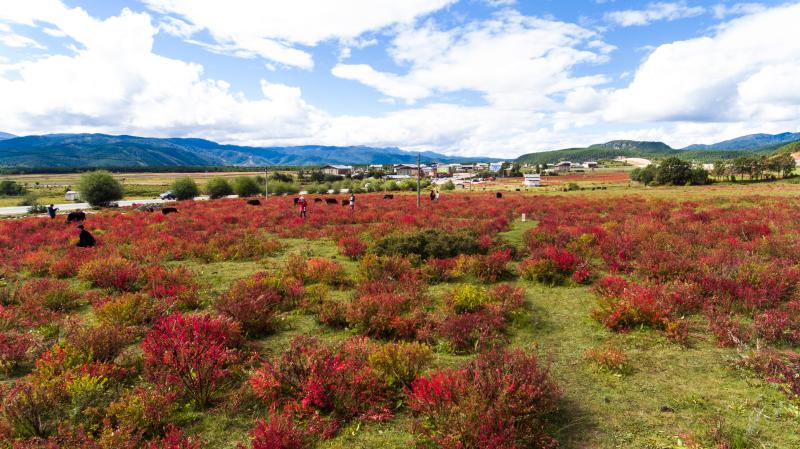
xmin=0 ymin=133 xmax=498 ymax=168
xmin=515 ymin=135 xmax=800 ymax=165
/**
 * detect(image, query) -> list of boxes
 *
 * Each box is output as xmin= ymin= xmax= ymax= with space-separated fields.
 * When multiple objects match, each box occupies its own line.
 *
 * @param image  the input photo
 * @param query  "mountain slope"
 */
xmin=683 ymin=132 xmax=800 ymax=151
xmin=0 ymin=132 xmax=16 ymax=141
xmin=0 ymin=134 xmax=497 ymax=168
xmin=515 ymin=134 xmax=800 ymax=165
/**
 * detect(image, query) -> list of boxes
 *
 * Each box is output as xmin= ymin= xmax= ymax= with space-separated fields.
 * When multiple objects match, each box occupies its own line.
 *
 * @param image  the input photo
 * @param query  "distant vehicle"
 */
xmin=160 ymin=191 xmax=176 ymax=200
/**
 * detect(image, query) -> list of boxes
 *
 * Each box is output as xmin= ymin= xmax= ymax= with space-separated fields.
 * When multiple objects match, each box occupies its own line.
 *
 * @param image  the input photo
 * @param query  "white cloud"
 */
xmin=605 ymin=2 xmax=705 ymax=27
xmin=606 ymin=3 xmax=800 ymax=124
xmin=0 ymin=33 xmax=45 ymax=49
xmin=712 ymin=3 xmax=765 ymax=19
xmin=333 ymin=11 xmax=611 ymax=109
xmin=141 ymin=0 xmax=455 ymax=68
xmin=0 ymin=1 xmax=325 ymax=143
xmin=484 ymin=0 xmax=517 ymax=6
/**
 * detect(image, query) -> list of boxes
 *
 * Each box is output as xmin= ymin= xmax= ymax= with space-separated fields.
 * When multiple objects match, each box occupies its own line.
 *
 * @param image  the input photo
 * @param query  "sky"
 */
xmin=1 ymin=0 xmax=799 ymax=158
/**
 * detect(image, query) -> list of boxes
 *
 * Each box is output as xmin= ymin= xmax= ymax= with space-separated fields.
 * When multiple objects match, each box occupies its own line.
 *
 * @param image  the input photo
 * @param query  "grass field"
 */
xmin=1 ymin=182 xmax=800 ymax=449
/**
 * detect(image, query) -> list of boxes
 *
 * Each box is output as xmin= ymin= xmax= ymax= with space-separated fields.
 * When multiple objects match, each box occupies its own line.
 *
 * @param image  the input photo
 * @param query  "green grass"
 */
xmin=176 ymin=218 xmax=800 ymax=448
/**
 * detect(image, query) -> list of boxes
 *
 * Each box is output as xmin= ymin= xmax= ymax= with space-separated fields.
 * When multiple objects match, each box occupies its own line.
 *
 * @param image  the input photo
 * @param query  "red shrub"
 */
xmin=337 ymin=236 xmax=366 ymax=260
xmin=242 ymin=413 xmax=310 ymax=449
xmin=105 ymin=386 xmax=178 ymax=437
xmin=421 ymin=258 xmax=457 ymax=283
xmin=707 ymin=313 xmax=752 ymax=347
xmin=304 ymin=258 xmax=347 ymax=287
xmin=469 ymin=249 xmax=511 ymax=282
xmin=519 ymin=246 xmax=581 ymax=286
xmin=141 ymin=313 xmax=243 ymax=408
xmin=754 ymin=305 xmax=800 ymax=345
xmin=438 ymin=306 xmax=507 ymax=353
xmin=488 ymin=284 xmax=526 ymax=312
xmin=0 ymin=331 xmax=37 ymax=374
xmin=592 ymin=283 xmax=669 ymax=331
xmin=143 ymin=265 xmax=201 ymax=309
xmin=63 ymin=321 xmax=134 ymax=362
xmin=345 ymin=292 xmax=427 ymax=340
xmin=216 ymin=272 xmax=303 ymax=336
xmin=249 ymin=337 xmax=390 ymax=439
xmin=79 ymin=257 xmax=142 ymax=291
xmin=145 ymin=425 xmax=201 ymax=449
xmin=407 ymin=348 xmax=560 ymax=449
xmin=18 ymin=278 xmax=81 ymax=312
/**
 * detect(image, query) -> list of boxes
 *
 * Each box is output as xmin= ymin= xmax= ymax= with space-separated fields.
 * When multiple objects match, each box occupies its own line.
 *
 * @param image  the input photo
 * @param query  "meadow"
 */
xmin=1 ymin=184 xmax=800 ymax=449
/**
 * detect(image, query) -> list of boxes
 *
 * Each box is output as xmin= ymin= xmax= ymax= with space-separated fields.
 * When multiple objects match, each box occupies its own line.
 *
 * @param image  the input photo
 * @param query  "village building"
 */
xmin=320 ymin=165 xmax=353 ymax=176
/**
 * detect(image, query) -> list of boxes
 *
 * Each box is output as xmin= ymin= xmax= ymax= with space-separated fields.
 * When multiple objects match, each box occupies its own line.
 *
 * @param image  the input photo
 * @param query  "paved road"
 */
xmin=0 ymin=196 xmax=213 ymax=216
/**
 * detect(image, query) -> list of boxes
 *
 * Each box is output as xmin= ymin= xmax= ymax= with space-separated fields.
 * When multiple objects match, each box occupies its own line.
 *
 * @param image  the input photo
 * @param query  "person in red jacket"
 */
xmin=298 ymin=196 xmax=308 ymax=218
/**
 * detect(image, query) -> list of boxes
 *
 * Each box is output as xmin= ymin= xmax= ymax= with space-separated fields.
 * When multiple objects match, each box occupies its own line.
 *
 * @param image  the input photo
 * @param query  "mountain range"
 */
xmin=515 ymin=133 xmax=800 ymax=165
xmin=0 ymin=131 xmax=798 ymax=168
xmin=0 ymin=134 xmax=498 ymax=168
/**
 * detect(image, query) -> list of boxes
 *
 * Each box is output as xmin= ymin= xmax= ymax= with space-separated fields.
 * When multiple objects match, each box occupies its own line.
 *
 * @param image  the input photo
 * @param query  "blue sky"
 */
xmin=0 ymin=0 xmax=798 ymax=157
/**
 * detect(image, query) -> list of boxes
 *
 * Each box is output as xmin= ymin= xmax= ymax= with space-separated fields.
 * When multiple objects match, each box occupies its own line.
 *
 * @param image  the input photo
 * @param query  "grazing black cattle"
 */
xmin=325 ymin=198 xmax=338 ymax=204
xmin=293 ymin=197 xmax=299 ymax=205
xmin=162 ymin=207 xmax=178 ymax=215
xmin=383 ymin=194 xmax=394 ymax=199
xmin=247 ymin=199 xmax=261 ymax=206
xmin=341 ymin=200 xmax=350 ymax=207
xmin=314 ymin=198 xmax=323 ymax=203
xmin=496 ymin=192 xmax=503 ymax=198
xmin=515 ymin=188 xmax=520 ymax=192
xmin=65 ymin=211 xmax=86 ymax=223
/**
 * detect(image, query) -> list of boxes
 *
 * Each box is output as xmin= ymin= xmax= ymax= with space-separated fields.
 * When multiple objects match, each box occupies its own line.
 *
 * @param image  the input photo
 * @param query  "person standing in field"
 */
xmin=298 ymin=196 xmax=308 ymax=219
xmin=349 ymin=192 xmax=355 ymax=210
xmin=430 ymin=189 xmax=435 ymax=202
xmin=435 ymin=190 xmax=440 ymax=201
xmin=47 ymin=204 xmax=58 ymax=219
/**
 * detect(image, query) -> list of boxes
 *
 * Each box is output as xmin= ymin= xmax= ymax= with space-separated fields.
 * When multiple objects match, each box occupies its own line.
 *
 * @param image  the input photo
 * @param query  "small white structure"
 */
xmin=523 ymin=174 xmax=541 ymax=187
xmin=65 ymin=190 xmax=80 ymax=201
xmin=489 ymin=162 xmax=505 ymax=172
xmin=583 ymin=161 xmax=598 ymax=169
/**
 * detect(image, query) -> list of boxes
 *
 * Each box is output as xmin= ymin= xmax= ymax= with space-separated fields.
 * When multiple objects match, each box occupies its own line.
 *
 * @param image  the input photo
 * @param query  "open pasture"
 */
xmin=1 ymin=190 xmax=799 ymax=449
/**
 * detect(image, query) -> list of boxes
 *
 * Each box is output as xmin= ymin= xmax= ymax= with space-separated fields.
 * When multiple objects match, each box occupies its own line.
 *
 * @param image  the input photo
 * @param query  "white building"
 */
xmin=523 ymin=174 xmax=541 ymax=187
xmin=489 ymin=162 xmax=505 ymax=172
xmin=65 ymin=191 xmax=80 ymax=201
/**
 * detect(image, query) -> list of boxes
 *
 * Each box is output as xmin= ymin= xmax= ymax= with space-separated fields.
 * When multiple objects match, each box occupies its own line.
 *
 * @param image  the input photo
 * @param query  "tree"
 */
xmin=77 ymin=171 xmax=123 ymax=206
xmin=768 ymin=154 xmax=796 ymax=178
xmin=0 ymin=180 xmax=26 ymax=196
xmin=233 ymin=176 xmax=261 ymax=197
xmin=631 ymin=165 xmax=657 ymax=185
xmin=655 ymin=157 xmax=692 ymax=185
xmin=170 ymin=177 xmax=199 ymax=200
xmin=206 ymin=177 xmax=234 ymax=199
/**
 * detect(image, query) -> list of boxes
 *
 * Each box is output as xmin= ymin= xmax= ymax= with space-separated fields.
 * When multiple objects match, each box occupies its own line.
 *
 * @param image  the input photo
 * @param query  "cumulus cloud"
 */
xmin=0 ymin=1 xmax=325 ymax=143
xmin=140 ymin=0 xmax=456 ymax=69
xmin=605 ymin=2 xmax=705 ymax=27
xmin=332 ymin=11 xmax=611 ymax=109
xmin=605 ymin=2 xmax=800 ymax=124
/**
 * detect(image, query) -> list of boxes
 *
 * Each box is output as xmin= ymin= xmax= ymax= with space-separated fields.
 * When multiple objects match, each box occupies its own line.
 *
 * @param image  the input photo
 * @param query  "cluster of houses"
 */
xmin=321 ymin=161 xmax=508 ymax=179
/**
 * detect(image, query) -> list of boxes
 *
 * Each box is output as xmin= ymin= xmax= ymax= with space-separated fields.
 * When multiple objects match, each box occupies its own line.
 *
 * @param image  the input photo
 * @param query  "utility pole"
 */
xmin=417 ymin=153 xmax=421 ymax=208
xmin=264 ymin=167 xmax=268 ymax=198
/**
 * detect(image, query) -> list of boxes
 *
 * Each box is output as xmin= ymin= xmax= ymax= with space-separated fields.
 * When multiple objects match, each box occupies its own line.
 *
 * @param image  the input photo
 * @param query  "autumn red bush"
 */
xmin=79 ymin=257 xmax=142 ymax=291
xmin=337 ymin=236 xmax=366 ymax=260
xmin=249 ymin=336 xmax=390 ymax=438
xmin=242 ymin=413 xmax=310 ymax=449
xmin=407 ymin=348 xmax=560 ymax=449
xmin=216 ymin=272 xmax=301 ymax=337
xmin=141 ymin=313 xmax=243 ymax=408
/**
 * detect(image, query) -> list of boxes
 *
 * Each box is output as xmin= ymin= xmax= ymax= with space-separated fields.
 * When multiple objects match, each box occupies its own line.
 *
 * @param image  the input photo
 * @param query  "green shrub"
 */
xmin=233 ymin=176 xmax=261 ymax=197
xmin=170 ymin=177 xmax=199 ymax=200
xmin=373 ymin=229 xmax=481 ymax=260
xmin=368 ymin=341 xmax=433 ymax=389
xmin=451 ymin=284 xmax=490 ymax=314
xmin=205 ymin=177 xmax=234 ymax=199
xmin=77 ymin=171 xmax=124 ymax=206
xmin=0 ymin=180 xmax=26 ymax=196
